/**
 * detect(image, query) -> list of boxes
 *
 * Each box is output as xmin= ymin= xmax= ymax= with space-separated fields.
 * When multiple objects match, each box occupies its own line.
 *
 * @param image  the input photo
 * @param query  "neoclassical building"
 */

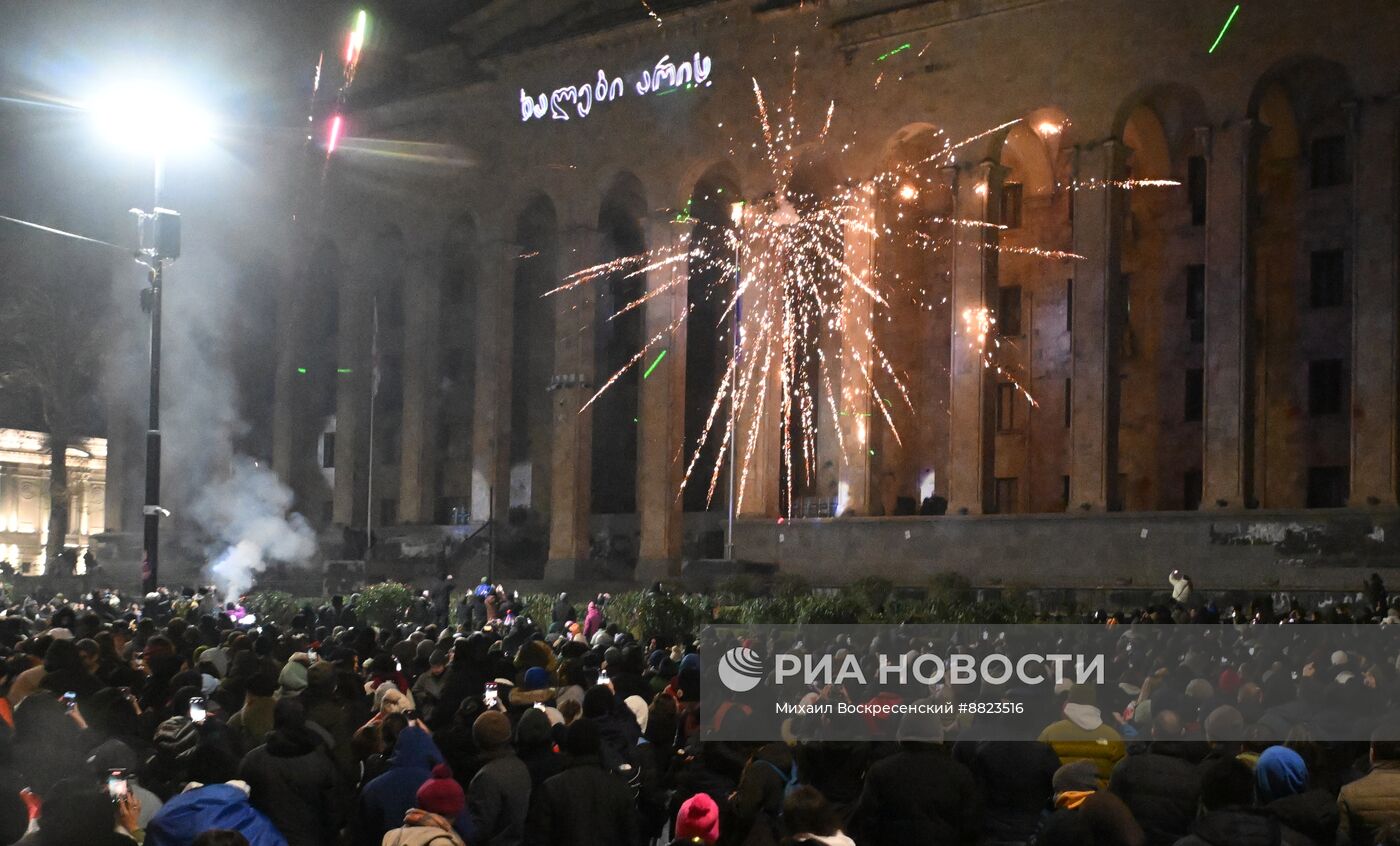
xmin=265 ymin=0 xmax=1399 ymax=588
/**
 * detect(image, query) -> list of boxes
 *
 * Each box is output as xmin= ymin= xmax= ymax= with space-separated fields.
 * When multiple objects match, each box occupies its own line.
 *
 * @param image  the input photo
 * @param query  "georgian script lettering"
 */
xmin=519 ymin=52 xmax=714 ymax=123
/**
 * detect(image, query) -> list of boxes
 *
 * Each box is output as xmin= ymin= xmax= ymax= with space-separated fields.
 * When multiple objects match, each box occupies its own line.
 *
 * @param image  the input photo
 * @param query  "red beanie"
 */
xmin=416 ymin=764 xmax=465 ymax=819
xmin=675 ymin=793 xmax=720 ymax=844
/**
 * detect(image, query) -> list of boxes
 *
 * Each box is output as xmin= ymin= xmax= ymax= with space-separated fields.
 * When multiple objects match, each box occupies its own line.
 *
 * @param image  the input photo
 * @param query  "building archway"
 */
xmin=435 ymin=214 xmax=478 ymax=523
xmin=682 ymin=163 xmax=742 ymax=513
xmin=508 ymin=195 xmax=559 ymax=516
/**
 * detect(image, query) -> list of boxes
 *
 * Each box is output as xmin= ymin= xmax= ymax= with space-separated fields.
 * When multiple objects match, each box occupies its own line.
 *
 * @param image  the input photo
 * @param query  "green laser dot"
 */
xmin=296 ymin=368 xmax=307 ymax=374
xmin=337 ymin=368 xmax=352 ymax=374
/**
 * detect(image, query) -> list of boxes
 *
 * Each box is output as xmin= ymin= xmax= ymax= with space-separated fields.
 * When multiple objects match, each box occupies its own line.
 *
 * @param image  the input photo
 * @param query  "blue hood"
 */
xmin=389 ymin=725 xmax=444 ymax=770
xmin=1256 ymin=745 xmax=1307 ymax=802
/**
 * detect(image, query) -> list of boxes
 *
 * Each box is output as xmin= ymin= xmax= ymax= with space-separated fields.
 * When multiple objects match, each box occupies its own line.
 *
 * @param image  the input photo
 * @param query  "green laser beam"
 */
xmin=643 ymin=349 xmax=668 ymax=379
xmin=876 ymin=43 xmax=912 ymax=62
xmin=337 ymin=368 xmax=352 ymax=374
xmin=1208 ymin=4 xmax=1240 ymax=53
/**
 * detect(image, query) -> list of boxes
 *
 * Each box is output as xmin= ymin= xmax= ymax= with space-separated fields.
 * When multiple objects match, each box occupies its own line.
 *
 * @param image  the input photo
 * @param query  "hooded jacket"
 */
xmin=146 ymin=783 xmax=289 ymax=846
xmin=1173 ymin=807 xmax=1311 ymax=846
xmin=238 ymin=721 xmax=343 ymax=846
xmin=1038 ymin=705 xmax=1126 ymax=782
xmin=358 ymin=727 xmax=445 ymax=846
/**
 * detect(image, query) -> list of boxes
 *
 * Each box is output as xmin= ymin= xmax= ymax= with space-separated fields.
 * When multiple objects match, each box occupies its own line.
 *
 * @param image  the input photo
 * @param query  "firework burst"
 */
xmin=549 ymin=70 xmax=1173 ymax=516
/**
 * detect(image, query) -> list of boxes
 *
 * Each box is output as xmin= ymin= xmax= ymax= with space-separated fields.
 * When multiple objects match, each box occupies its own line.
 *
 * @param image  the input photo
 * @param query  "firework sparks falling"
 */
xmin=550 ymin=67 xmax=1173 ymax=515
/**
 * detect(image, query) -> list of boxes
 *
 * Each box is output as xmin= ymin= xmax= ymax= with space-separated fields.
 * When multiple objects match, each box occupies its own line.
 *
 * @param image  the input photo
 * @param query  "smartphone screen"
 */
xmin=598 ymin=671 xmax=611 ymax=686
xmin=62 ymin=691 xmax=77 ymax=711
xmin=483 ymin=683 xmax=498 ymax=708
xmin=107 ymin=771 xmax=129 ymax=801
xmin=189 ymin=697 xmax=207 ymax=723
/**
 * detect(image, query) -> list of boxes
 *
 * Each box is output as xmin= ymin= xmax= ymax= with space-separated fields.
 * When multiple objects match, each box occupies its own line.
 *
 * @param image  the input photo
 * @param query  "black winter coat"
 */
xmin=1108 ymin=741 xmax=1202 ymax=846
xmin=848 ymin=745 xmax=983 ymax=846
xmin=238 ymin=726 xmax=344 ymax=846
xmin=529 ymin=756 xmax=640 ymax=846
xmin=960 ymin=738 xmax=1060 ymax=844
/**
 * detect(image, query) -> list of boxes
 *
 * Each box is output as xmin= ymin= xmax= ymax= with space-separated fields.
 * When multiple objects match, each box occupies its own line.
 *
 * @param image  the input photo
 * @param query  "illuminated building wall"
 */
xmin=0 ymin=428 xmax=106 ymax=574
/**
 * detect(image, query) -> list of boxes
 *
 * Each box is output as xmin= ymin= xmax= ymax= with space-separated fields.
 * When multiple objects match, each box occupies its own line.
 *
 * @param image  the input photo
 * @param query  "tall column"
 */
xmin=1350 ymin=98 xmax=1399 ymax=507
xmin=332 ymin=260 xmax=371 ymax=528
xmin=637 ymin=222 xmax=686 ymax=580
xmin=1201 ymin=121 xmax=1256 ymax=509
xmin=398 ymin=246 xmax=443 ymax=523
xmin=470 ymin=238 xmax=513 ymax=523
xmin=1067 ymin=140 xmax=1127 ymax=512
xmin=545 ymin=225 xmax=598 ymax=579
xmin=735 ymin=206 xmax=781 ymax=518
xmin=836 ymin=182 xmax=877 ymax=515
xmin=947 ymin=161 xmax=1003 ymax=514
xmin=270 ymin=264 xmax=300 ymax=492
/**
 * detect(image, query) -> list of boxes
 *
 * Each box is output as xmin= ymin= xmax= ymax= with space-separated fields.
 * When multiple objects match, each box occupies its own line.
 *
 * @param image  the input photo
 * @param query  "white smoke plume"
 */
xmin=195 ymin=458 xmax=318 ymax=601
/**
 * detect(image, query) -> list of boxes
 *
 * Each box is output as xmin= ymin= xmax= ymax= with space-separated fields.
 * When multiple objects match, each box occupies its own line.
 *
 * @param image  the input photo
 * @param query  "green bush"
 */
xmin=928 ymin=572 xmax=975 ymax=605
xmin=244 ymin=591 xmax=299 ymax=628
xmin=848 ymin=576 xmax=895 ymax=612
xmin=771 ymin=572 xmax=811 ymax=599
xmin=715 ymin=574 xmax=763 ymax=602
xmin=357 ymin=582 xmax=415 ymax=628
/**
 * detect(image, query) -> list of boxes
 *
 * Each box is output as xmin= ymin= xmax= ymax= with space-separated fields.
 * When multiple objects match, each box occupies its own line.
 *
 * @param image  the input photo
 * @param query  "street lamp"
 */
xmin=91 ymin=81 xmax=213 ymax=593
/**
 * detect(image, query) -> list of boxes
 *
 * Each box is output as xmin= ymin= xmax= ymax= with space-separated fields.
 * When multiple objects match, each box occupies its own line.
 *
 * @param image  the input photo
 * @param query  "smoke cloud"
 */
xmin=197 ymin=458 xmax=317 ymax=600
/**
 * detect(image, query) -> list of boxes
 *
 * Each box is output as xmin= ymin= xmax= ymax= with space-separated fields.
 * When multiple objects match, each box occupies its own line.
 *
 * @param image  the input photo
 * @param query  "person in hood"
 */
xmin=146 ymin=782 xmax=287 ymax=846
xmin=357 ymin=725 xmax=445 ymax=846
xmin=583 ymin=601 xmax=604 ymax=641
xmin=1175 ymin=757 xmax=1306 ymax=846
xmin=379 ymin=763 xmax=472 ymax=846
xmin=1038 ymin=683 xmax=1126 ymax=782
xmin=781 ymin=786 xmax=854 ymax=846
xmin=1255 ymin=745 xmax=1338 ymax=846
xmin=238 ymin=697 xmax=344 ymax=846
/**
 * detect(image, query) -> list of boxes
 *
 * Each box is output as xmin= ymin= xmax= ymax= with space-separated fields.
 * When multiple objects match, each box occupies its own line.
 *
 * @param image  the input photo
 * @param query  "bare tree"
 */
xmin=0 ymin=241 xmax=108 ymax=570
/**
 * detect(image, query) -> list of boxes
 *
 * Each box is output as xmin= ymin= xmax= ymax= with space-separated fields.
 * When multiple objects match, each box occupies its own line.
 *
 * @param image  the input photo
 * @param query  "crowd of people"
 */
xmin=0 ymin=575 xmax=1397 ymax=846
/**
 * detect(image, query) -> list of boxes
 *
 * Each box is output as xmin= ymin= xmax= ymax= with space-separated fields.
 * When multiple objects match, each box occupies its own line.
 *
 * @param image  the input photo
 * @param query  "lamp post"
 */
xmin=93 ymin=84 xmax=211 ymax=593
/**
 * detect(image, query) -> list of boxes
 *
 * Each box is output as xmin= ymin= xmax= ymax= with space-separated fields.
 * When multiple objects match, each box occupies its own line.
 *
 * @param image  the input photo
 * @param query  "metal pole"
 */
xmin=141 ymin=260 xmax=162 ymax=594
xmin=141 ymin=155 xmax=165 ymax=595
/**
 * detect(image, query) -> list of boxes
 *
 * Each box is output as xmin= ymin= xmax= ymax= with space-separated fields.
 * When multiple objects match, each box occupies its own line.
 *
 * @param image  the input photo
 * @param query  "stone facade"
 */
xmin=0 ymin=428 xmax=106 ymax=573
xmin=267 ymin=0 xmax=1400 ymax=586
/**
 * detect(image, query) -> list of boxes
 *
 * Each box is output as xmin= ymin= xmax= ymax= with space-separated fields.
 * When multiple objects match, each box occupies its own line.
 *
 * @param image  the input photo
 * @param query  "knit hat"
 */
xmin=675 ymin=793 xmax=720 ymax=843
xmin=416 ymin=763 xmax=465 ymax=818
xmin=473 ymin=710 xmax=512 ymax=751
xmin=1256 ymin=746 xmax=1308 ymax=802
xmin=522 ymin=667 xmax=553 ymax=691
xmin=514 ymin=707 xmax=553 ymax=749
xmin=1052 ymin=760 xmax=1099 ymax=794
xmin=1185 ymin=678 xmax=1214 ymax=701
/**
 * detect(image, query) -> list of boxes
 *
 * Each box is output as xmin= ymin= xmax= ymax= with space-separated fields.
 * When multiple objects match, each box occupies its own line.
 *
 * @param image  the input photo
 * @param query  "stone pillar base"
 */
xmin=635 ymin=556 xmax=681 ymax=584
xmin=543 ymin=558 xmax=585 ymax=582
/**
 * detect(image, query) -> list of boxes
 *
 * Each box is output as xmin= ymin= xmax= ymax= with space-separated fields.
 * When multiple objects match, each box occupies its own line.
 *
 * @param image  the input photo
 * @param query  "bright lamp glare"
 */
xmin=90 ymin=83 xmax=214 ymax=154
